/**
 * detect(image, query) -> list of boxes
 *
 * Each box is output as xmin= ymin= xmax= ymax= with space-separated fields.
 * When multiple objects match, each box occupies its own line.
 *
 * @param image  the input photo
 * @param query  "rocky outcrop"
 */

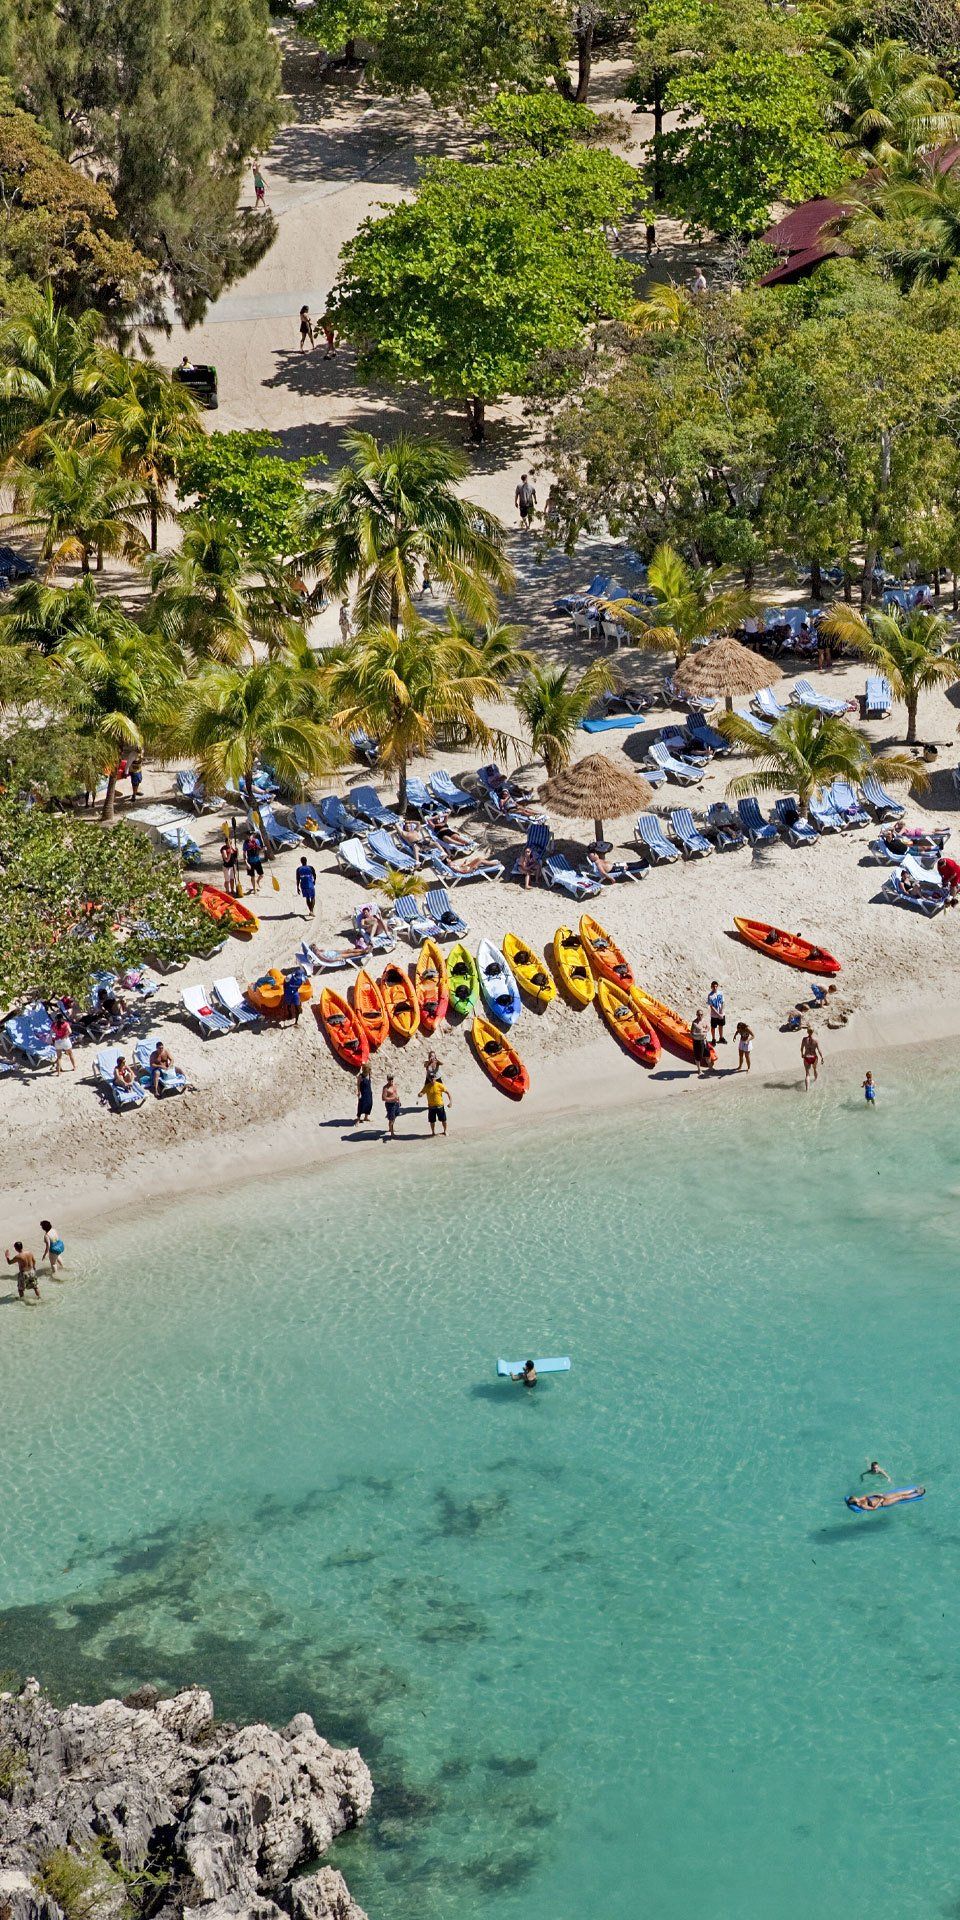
xmin=0 ymin=1680 xmax=372 ymax=1920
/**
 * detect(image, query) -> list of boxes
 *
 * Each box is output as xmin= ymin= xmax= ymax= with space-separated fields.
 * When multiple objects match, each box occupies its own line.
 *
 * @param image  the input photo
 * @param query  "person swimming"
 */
xmin=860 ymin=1460 xmax=890 ymax=1482
xmin=511 ymin=1360 xmax=537 ymax=1388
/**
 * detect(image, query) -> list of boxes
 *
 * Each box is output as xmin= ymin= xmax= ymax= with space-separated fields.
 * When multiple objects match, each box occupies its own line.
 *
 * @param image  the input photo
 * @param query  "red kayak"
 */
xmin=734 ymin=917 xmax=841 ymax=976
xmin=317 ymin=988 xmax=369 ymax=1069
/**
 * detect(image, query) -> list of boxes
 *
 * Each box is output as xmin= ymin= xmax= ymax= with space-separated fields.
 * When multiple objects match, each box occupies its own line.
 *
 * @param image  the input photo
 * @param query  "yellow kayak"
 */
xmin=550 ymin=926 xmax=596 ymax=1007
xmin=502 ymin=932 xmax=556 ymax=1007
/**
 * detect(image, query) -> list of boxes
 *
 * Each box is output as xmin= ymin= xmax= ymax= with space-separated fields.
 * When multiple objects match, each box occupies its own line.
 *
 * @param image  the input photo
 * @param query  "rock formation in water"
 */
xmin=0 ymin=1680 xmax=372 ymax=1920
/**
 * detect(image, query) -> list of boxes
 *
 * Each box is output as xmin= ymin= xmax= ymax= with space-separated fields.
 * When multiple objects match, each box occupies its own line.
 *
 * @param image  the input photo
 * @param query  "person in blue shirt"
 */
xmin=295 ymin=856 xmax=317 ymax=914
xmin=863 ymin=1071 xmax=876 ymax=1105
xmin=707 ymin=980 xmax=726 ymax=1045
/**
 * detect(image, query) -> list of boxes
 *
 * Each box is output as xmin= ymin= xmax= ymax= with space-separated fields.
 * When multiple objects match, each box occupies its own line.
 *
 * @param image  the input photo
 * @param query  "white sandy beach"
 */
xmin=5 ymin=36 xmax=960 ymax=1247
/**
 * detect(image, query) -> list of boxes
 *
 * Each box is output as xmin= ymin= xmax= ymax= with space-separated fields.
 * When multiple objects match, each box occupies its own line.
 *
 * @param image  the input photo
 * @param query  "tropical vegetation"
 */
xmin=721 ymin=707 xmax=924 ymax=818
xmin=819 ymin=605 xmax=960 ymax=741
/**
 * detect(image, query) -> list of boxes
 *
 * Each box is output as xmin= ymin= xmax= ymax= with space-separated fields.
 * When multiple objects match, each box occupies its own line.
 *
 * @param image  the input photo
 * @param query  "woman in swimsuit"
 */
xmin=848 ymin=1487 xmax=924 ymax=1511
xmin=801 ymin=1027 xmax=823 ymax=1089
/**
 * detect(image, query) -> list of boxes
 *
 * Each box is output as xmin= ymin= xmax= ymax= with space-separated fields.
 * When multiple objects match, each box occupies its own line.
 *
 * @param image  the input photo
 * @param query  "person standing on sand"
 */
xmin=295 ymin=855 xmax=317 ymax=915
xmin=707 ymin=981 xmax=726 ymax=1046
xmin=515 ymin=474 xmax=537 ymax=530
xmin=5 ymin=1243 xmax=40 ymax=1300
xmin=51 ymin=1010 xmax=75 ymax=1074
xmin=802 ymin=1026 xmax=823 ymax=1089
xmin=419 ymin=1071 xmax=451 ymax=1137
xmin=321 ymin=317 xmax=337 ymax=359
xmin=382 ymin=1073 xmax=401 ymax=1139
xmin=220 ymin=834 xmax=240 ymax=896
xmin=690 ymin=1010 xmax=712 ymax=1077
xmin=734 ymin=1022 xmax=753 ymax=1071
xmin=299 ymin=305 xmax=315 ymax=351
xmin=40 ymin=1221 xmax=65 ymax=1276
xmin=339 ymin=604 xmax=353 ymax=642
xmin=242 ymin=828 xmax=265 ymax=896
xmin=253 ymin=165 xmax=266 ymax=208
xmin=356 ymin=1062 xmax=374 ymax=1125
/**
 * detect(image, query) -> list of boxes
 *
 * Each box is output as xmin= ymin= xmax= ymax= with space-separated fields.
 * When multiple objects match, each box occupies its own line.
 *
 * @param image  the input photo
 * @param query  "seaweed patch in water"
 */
xmin=484 ymin=1753 xmax=538 ymax=1778
xmin=462 ymin=1849 xmax=541 ymax=1892
xmin=431 ymin=1488 xmax=511 ymax=1538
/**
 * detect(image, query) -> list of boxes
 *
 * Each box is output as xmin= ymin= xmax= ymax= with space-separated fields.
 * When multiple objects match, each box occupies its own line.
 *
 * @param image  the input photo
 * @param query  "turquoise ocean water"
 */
xmin=3 ymin=1054 xmax=960 ymax=1918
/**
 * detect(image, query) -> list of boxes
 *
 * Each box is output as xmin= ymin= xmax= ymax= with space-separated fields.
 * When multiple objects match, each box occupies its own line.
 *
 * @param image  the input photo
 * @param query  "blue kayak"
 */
xmin=497 ymin=1358 xmax=571 ymax=1377
xmin=845 ymin=1486 xmax=925 ymax=1512
xmin=477 ymin=939 xmax=522 ymax=1029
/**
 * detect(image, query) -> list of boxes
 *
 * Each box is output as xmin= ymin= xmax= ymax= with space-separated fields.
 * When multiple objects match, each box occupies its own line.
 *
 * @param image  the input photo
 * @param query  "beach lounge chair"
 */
xmin=808 ymin=791 xmax=846 ymax=833
xmin=134 ymin=1036 xmax=187 ymax=1096
xmin=252 ymin=803 xmax=301 ymax=852
xmin=428 ymin=769 xmax=474 ymax=811
xmin=736 ymin=798 xmax=778 ymax=846
xmin=750 ymin=689 xmax=788 ymax=722
xmin=865 ymin=676 xmax=893 ymax=718
xmin=670 ymin=809 xmax=713 ymax=858
xmin=512 ymin=819 xmax=553 ymax=882
xmin=392 ymin=893 xmax=444 ymax=943
xmin=181 ymin=984 xmax=234 ymax=1038
xmin=424 ymin=887 xmax=469 ymax=939
xmin=827 ymin=780 xmax=870 ymax=829
xmin=319 ymin=795 xmax=363 ymax=840
xmin=706 ymin=803 xmax=747 ymax=850
xmin=404 ymin=778 xmax=440 ymax=816
xmin=350 ymin=728 xmax=380 ymax=766
xmin=882 ymin=868 xmax=948 ymax=915
xmin=773 ymin=799 xmax=819 ymax=847
xmin=3 ymin=1005 xmax=57 ymax=1070
xmin=348 ymin=785 xmax=402 ymax=830
xmin=791 ymin=679 xmax=852 ymax=718
xmin=158 ymin=824 xmax=202 ymax=866
xmin=861 ymin=774 xmax=906 ymax=821
xmin=175 ymin=768 xmax=224 ymax=814
xmin=336 ymin=837 xmax=389 ymax=886
xmin=542 ymin=853 xmax=602 ymax=899
xmin=686 ymin=722 xmax=732 ymax=757
xmin=586 ymin=849 xmax=643 ymax=883
xmin=648 ymin=741 xmax=702 ymax=786
xmin=660 ymin=727 xmax=708 ymax=767
xmin=94 ymin=1044 xmax=147 ymax=1111
xmin=212 ymin=977 xmax=261 ymax=1026
xmin=369 ymin=829 xmax=418 ymax=873
xmin=634 ymin=814 xmax=680 ymax=864
xmin=289 ymin=803 xmax=336 ymax=849
xmin=429 ymin=843 xmax=503 ymax=885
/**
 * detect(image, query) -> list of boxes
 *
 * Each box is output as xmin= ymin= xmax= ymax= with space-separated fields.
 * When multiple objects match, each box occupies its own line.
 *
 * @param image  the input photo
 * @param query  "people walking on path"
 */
xmin=243 ymin=829 xmax=265 ymax=895
xmin=707 ymin=981 xmax=726 ymax=1046
xmin=802 ymin=1026 xmax=823 ymax=1088
xmin=299 ymin=305 xmax=315 ymax=350
xmin=253 ymin=165 xmax=266 ymax=208
xmin=40 ymin=1221 xmax=65 ymax=1276
xmin=295 ymin=856 xmax=317 ymax=914
xmin=515 ymin=474 xmax=537 ymax=530
xmin=321 ymin=316 xmax=337 ymax=358
xmin=220 ymin=834 xmax=240 ymax=896
xmin=5 ymin=1243 xmax=40 ymax=1300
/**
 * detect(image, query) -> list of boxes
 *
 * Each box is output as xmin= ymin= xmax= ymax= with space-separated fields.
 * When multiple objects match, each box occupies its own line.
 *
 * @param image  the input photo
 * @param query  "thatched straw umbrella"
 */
xmin=672 ymin=635 xmax=773 ymax=712
xmin=539 ymin=753 xmax=656 ymax=846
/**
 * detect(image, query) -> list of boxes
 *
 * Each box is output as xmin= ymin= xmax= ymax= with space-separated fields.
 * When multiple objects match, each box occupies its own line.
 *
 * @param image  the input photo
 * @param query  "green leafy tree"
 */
xmin=721 ymin=705 xmax=923 ymax=817
xmin=322 ymin=617 xmax=518 ymax=805
xmin=819 ymin=603 xmax=960 ymax=740
xmin=827 ymin=36 xmax=960 ymax=163
xmin=298 ymin=0 xmax=574 ymax=105
xmin=10 ymin=439 xmax=147 ymax=576
xmin=627 ymin=0 xmax=709 ymax=201
xmin=172 ymin=649 xmax=342 ymax=801
xmin=176 ymin=431 xmax=320 ymax=559
xmin=660 ymin=48 xmax=849 ymax=237
xmin=50 ymin=594 xmax=181 ymax=818
xmin=147 ymin=511 xmax=307 ymax=663
xmin=96 ymin=353 xmax=200 ymax=551
xmin=331 ymin=151 xmax=640 ymax=442
xmin=302 ymin=430 xmax=513 ymax=628
xmin=472 ymin=90 xmax=614 ymax=158
xmin=3 ymin=0 xmax=281 ymax=323
xmin=625 ymin=542 xmax=755 ymax=666
xmin=515 ymin=659 xmax=614 ymax=772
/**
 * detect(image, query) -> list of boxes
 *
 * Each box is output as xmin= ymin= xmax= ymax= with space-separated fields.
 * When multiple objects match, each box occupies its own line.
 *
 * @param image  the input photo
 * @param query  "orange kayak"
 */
xmin=596 ymin=979 xmax=661 ymax=1068
xmin=579 ymin=914 xmax=634 ymax=990
xmin=414 ymin=939 xmax=449 ymax=1035
xmin=470 ymin=1015 xmax=529 ymax=1100
xmin=318 ymin=987 xmax=369 ymax=1069
xmin=351 ymin=969 xmax=389 ymax=1051
xmin=185 ymin=880 xmax=258 ymax=937
xmin=246 ymin=966 xmax=312 ymax=1019
xmin=379 ymin=962 xmax=420 ymax=1041
xmin=733 ymin=917 xmax=841 ymax=976
xmin=631 ymin=986 xmax=715 ymax=1067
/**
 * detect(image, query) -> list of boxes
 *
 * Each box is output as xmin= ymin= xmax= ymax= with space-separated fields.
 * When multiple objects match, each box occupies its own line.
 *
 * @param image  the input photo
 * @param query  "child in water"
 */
xmin=863 ymin=1071 xmax=876 ymax=1105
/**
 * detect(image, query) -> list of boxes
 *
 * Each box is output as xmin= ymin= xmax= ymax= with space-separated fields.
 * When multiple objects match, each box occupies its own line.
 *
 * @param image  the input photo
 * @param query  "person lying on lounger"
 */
xmin=847 ymin=1487 xmax=924 ymax=1511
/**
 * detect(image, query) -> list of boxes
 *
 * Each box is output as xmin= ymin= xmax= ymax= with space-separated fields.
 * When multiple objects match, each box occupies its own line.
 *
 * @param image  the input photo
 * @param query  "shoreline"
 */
xmin=6 ymin=987 xmax=957 ymax=1257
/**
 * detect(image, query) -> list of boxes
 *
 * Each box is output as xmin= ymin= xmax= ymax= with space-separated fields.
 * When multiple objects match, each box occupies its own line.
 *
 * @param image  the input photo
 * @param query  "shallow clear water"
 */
xmin=3 ymin=1056 xmax=960 ymax=1917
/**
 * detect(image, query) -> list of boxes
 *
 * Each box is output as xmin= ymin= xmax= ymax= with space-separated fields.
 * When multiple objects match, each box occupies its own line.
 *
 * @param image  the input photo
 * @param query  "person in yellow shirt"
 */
xmin=419 ymin=1073 xmax=452 ymax=1137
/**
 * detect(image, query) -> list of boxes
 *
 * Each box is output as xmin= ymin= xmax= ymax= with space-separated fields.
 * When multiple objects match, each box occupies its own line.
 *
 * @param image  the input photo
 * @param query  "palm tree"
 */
xmin=720 ymin=706 xmax=924 ymax=818
xmin=52 ymin=603 xmax=180 ymax=820
xmin=828 ymin=38 xmax=960 ymax=166
xmin=97 ymin=353 xmax=201 ymax=551
xmin=322 ymin=618 xmax=516 ymax=808
xmin=301 ymin=432 xmax=514 ymax=631
xmin=845 ymin=166 xmax=960 ymax=286
xmin=172 ymin=650 xmax=343 ymax=803
xmin=147 ymin=511 xmax=306 ymax=664
xmin=819 ymin=604 xmax=960 ymax=742
xmin=10 ymin=440 xmax=147 ymax=578
xmin=516 ymin=660 xmax=614 ymax=774
xmin=626 ymin=545 xmax=755 ymax=669
xmin=0 ymin=286 xmax=103 ymax=461
xmin=0 ymin=575 xmax=123 ymax=656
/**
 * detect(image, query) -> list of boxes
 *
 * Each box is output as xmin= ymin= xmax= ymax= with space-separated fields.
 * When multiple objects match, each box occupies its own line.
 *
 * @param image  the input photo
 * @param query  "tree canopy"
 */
xmin=176 ymin=433 xmax=321 ymax=560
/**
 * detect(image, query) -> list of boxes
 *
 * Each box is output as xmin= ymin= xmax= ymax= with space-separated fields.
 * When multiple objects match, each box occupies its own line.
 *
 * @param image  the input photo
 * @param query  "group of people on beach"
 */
xmin=4 ymin=1224 xmax=65 ymax=1300
xmin=355 ymin=1049 xmax=451 ymax=1139
xmin=298 ymin=305 xmax=337 ymax=357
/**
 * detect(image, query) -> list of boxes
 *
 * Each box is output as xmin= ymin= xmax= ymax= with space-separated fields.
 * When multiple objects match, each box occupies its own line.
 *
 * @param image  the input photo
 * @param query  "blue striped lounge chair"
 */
xmin=808 ymin=791 xmax=846 ymax=834
xmin=736 ymin=798 xmax=778 ymax=845
xmin=134 ymin=1036 xmax=187 ymax=1096
xmin=350 ymin=728 xmax=380 ymax=766
xmin=429 ymin=843 xmax=503 ymax=885
xmin=686 ymin=722 xmax=731 ymax=756
xmin=670 ymin=809 xmax=712 ymax=857
xmin=648 ymin=741 xmax=701 ymax=785
xmin=706 ymin=803 xmax=747 ymax=851
xmin=404 ymin=778 xmax=439 ymax=816
xmin=865 ymin=676 xmax=892 ymax=718
xmin=428 ymin=769 xmax=474 ymax=811
xmin=791 ymin=679 xmax=850 ymax=718
xmin=348 ymin=786 xmax=401 ymax=830
xmin=634 ymin=815 xmax=680 ymax=864
xmin=827 ymin=780 xmax=870 ymax=829
xmin=94 ymin=1045 xmax=146 ymax=1110
xmin=882 ymin=865 xmax=948 ymax=915
xmin=773 ymin=799 xmax=819 ymax=847
xmin=861 ymin=774 xmax=905 ymax=821
xmin=212 ymin=977 xmax=261 ymax=1026
xmin=252 ymin=804 xmax=301 ymax=852
xmin=393 ymin=893 xmax=444 ymax=943
xmin=181 ymin=984 xmax=234 ymax=1038
xmin=750 ymin=689 xmax=787 ymax=722
xmin=424 ymin=887 xmax=469 ymax=939
xmin=290 ymin=803 xmax=336 ymax=849
xmin=336 ymin=837 xmax=389 ymax=885
xmin=3 ymin=1005 xmax=57 ymax=1070
xmin=319 ymin=795 xmax=363 ymax=839
xmin=158 ymin=825 xmax=202 ymax=866
xmin=369 ymin=829 xmax=418 ymax=873
xmin=543 ymin=853 xmax=602 ymax=899
xmin=512 ymin=819 xmax=552 ymax=882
